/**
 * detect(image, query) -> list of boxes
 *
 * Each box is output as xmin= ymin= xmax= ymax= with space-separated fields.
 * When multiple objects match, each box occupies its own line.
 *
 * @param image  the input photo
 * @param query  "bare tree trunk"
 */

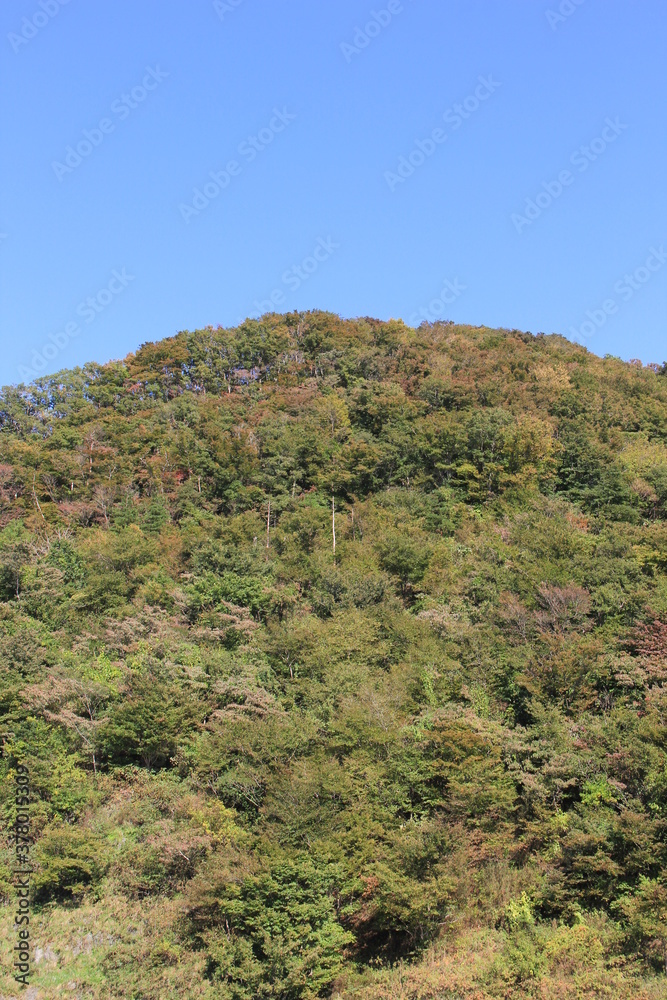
xmin=32 ymin=473 xmax=49 ymax=547
xmin=332 ymin=496 xmax=336 ymax=565
xmin=266 ymin=500 xmax=271 ymax=551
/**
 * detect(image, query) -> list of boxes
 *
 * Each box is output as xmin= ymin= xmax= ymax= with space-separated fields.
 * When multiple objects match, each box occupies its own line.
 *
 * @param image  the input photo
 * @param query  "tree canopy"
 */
xmin=1 ymin=312 xmax=667 ymax=998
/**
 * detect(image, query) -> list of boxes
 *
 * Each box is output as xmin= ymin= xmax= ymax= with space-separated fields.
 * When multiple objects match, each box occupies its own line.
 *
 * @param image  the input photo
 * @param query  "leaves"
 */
xmin=1 ymin=313 xmax=667 ymax=997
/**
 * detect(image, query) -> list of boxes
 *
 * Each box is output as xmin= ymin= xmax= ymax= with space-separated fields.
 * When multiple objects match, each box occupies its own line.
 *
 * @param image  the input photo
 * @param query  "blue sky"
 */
xmin=1 ymin=0 xmax=665 ymax=385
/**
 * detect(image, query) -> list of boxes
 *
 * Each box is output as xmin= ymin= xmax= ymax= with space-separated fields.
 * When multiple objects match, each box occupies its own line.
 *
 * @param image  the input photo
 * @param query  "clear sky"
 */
xmin=1 ymin=0 xmax=665 ymax=386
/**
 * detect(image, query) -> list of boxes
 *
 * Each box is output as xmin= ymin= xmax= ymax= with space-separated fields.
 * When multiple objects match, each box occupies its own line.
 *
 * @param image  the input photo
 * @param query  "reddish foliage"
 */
xmin=627 ymin=617 xmax=667 ymax=684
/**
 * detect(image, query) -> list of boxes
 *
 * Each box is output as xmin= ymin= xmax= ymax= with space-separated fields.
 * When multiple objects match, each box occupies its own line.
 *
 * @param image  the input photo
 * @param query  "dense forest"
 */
xmin=1 ymin=311 xmax=667 ymax=999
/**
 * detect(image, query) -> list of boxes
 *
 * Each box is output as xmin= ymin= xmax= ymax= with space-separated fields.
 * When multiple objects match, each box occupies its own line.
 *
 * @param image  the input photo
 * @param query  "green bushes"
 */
xmin=33 ymin=825 xmax=109 ymax=902
xmin=184 ymin=856 xmax=353 ymax=999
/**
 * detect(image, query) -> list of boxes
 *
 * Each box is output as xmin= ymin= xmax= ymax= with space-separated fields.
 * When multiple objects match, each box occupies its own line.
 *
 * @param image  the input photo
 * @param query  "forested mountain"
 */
xmin=1 ymin=312 xmax=667 ymax=999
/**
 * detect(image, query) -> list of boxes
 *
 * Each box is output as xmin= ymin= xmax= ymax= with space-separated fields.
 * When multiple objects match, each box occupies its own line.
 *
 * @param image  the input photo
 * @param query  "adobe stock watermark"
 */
xmin=250 ymin=237 xmax=340 ymax=316
xmin=213 ymin=0 xmax=246 ymax=20
xmin=18 ymin=268 xmax=135 ymax=382
xmin=340 ymin=0 xmax=415 ymax=63
xmin=8 ymin=0 xmax=72 ymax=54
xmin=51 ymin=66 xmax=169 ymax=181
xmin=384 ymin=75 xmax=501 ymax=191
xmin=546 ymin=0 xmax=586 ymax=31
xmin=179 ymin=107 xmax=296 ymax=223
xmin=511 ymin=117 xmax=628 ymax=234
xmin=408 ymin=277 xmax=466 ymax=327
xmin=12 ymin=764 xmax=32 ymax=987
xmin=569 ymin=246 xmax=666 ymax=344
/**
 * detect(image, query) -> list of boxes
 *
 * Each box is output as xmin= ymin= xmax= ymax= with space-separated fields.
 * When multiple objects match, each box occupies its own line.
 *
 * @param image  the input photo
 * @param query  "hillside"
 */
xmin=1 ymin=312 xmax=667 ymax=999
